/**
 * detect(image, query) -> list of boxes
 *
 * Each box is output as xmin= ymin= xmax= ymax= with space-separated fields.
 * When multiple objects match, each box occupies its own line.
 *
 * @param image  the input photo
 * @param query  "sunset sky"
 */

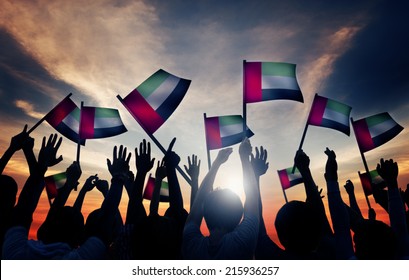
xmin=1 ymin=0 xmax=408 ymax=246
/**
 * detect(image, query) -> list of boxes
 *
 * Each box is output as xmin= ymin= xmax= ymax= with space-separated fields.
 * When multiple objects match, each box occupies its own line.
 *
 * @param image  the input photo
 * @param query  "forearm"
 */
xmin=167 ymin=167 xmax=183 ymax=210
xmin=73 ymin=189 xmax=87 ymax=212
xmin=23 ymin=147 xmax=37 ymax=175
xmin=52 ymin=180 xmax=77 ymax=208
xmin=347 ymin=193 xmax=363 ymax=219
xmin=327 ymin=181 xmax=354 ymax=259
xmin=241 ymin=156 xmax=259 ymax=218
xmin=387 ymin=181 xmax=409 ymax=256
xmin=149 ymin=179 xmax=162 ymax=216
xmin=189 ymin=179 xmax=198 ymax=209
xmin=125 ymin=172 xmax=147 ymax=224
xmin=0 ymin=147 xmax=15 ymax=174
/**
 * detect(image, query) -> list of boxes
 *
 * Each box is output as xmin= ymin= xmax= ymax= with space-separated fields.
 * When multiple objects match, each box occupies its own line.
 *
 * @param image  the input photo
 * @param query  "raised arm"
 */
xmin=184 ymin=154 xmax=201 ymax=209
xmin=73 ymin=174 xmax=98 ymax=212
xmin=343 ymin=180 xmax=363 ymax=219
xmin=377 ymin=158 xmax=409 ymax=258
xmin=0 ymin=125 xmax=33 ymax=174
xmin=12 ymin=134 xmax=63 ymax=230
xmin=51 ymin=161 xmax=81 ymax=208
xmin=295 ymin=149 xmax=333 ymax=236
xmin=125 ymin=139 xmax=154 ymax=224
xmin=324 ymin=148 xmax=354 ymax=259
xmin=185 ymin=148 xmax=232 ymax=227
xmin=163 ymin=138 xmax=185 ymax=216
xmin=149 ymin=159 xmax=166 ymax=216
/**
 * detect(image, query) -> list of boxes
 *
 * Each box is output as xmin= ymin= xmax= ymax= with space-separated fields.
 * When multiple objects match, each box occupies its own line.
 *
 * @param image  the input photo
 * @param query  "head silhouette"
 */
xmin=0 ymin=175 xmax=18 ymax=211
xmin=353 ymin=219 xmax=397 ymax=259
xmin=37 ymin=206 xmax=84 ymax=248
xmin=203 ymin=188 xmax=243 ymax=233
xmin=275 ymin=200 xmax=321 ymax=255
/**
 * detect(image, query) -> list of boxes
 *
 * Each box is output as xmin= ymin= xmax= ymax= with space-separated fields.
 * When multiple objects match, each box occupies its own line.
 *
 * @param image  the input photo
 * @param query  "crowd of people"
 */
xmin=1 ymin=125 xmax=408 ymax=259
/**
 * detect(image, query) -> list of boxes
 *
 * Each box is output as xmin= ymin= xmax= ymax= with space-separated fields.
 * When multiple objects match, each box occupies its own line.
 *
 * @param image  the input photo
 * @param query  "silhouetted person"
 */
xmin=182 ymin=138 xmax=260 ymax=259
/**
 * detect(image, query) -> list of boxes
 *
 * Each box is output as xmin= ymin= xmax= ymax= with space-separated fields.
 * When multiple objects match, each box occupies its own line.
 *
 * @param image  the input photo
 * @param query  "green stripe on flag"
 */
xmin=326 ymin=99 xmax=351 ymax=115
xmin=219 ymin=115 xmax=242 ymax=126
xmin=366 ymin=113 xmax=390 ymax=127
xmin=70 ymin=107 xmax=81 ymax=121
xmin=53 ymin=173 xmax=67 ymax=181
xmin=137 ymin=70 xmax=170 ymax=98
xmin=262 ymin=62 xmax=296 ymax=78
xmin=95 ymin=108 xmax=120 ymax=118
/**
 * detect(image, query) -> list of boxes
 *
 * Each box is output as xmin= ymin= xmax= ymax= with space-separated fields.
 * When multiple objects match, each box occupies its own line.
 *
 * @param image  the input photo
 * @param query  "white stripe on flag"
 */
xmin=94 ymin=117 xmax=124 ymax=129
xmin=288 ymin=172 xmax=302 ymax=181
xmin=145 ymin=74 xmax=180 ymax=110
xmin=220 ymin=122 xmax=243 ymax=138
xmin=323 ymin=108 xmax=349 ymax=126
xmin=62 ymin=113 xmax=80 ymax=133
xmin=160 ymin=188 xmax=169 ymax=196
xmin=369 ymin=118 xmax=397 ymax=138
xmin=261 ymin=76 xmax=299 ymax=90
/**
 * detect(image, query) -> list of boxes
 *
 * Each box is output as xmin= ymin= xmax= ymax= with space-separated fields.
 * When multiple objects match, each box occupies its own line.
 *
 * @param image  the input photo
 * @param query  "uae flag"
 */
xmin=352 ymin=112 xmax=403 ymax=153
xmin=205 ymin=115 xmax=254 ymax=150
xmin=118 ymin=69 xmax=191 ymax=134
xmin=44 ymin=172 xmax=67 ymax=199
xmin=45 ymin=95 xmax=85 ymax=145
xmin=358 ymin=170 xmax=386 ymax=196
xmin=244 ymin=61 xmax=303 ymax=103
xmin=79 ymin=106 xmax=127 ymax=139
xmin=143 ymin=176 xmax=170 ymax=202
xmin=277 ymin=167 xmax=304 ymax=190
xmin=307 ymin=94 xmax=352 ymax=136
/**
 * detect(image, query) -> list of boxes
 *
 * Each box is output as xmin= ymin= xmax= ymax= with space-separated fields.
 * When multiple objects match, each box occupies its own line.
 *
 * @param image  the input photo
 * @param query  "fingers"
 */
xmin=167 ymin=137 xmax=176 ymax=152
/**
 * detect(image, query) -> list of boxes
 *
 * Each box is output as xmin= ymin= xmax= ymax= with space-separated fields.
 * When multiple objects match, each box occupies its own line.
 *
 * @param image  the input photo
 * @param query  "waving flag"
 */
xmin=118 ymin=69 xmax=191 ymax=134
xmin=278 ymin=167 xmax=303 ymax=190
xmin=244 ymin=61 xmax=303 ymax=103
xmin=307 ymin=94 xmax=352 ymax=135
xmin=143 ymin=176 xmax=170 ymax=202
xmin=352 ymin=112 xmax=403 ymax=153
xmin=205 ymin=115 xmax=254 ymax=150
xmin=45 ymin=95 xmax=85 ymax=145
xmin=44 ymin=172 xmax=67 ymax=199
xmin=79 ymin=106 xmax=127 ymax=139
xmin=358 ymin=170 xmax=386 ymax=196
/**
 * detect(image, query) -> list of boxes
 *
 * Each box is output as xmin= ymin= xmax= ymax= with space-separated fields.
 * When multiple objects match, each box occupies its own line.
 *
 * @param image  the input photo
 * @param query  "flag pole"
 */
xmin=243 ymin=60 xmax=247 ymax=140
xmin=281 ymin=187 xmax=289 ymax=204
xmin=27 ymin=93 xmax=73 ymax=134
xmin=351 ymin=117 xmax=372 ymax=209
xmin=291 ymin=93 xmax=318 ymax=173
xmin=204 ymin=113 xmax=212 ymax=171
xmin=117 ymin=95 xmax=192 ymax=186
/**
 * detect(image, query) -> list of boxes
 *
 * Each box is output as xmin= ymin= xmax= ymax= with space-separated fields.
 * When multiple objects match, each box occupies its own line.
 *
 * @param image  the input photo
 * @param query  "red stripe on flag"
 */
xmin=307 ymin=95 xmax=327 ymax=126
xmin=45 ymin=97 xmax=77 ymax=128
xmin=205 ymin=117 xmax=223 ymax=150
xmin=143 ymin=176 xmax=155 ymax=200
xmin=122 ymin=89 xmax=165 ymax=134
xmin=244 ymin=62 xmax=262 ymax=103
xmin=79 ymin=107 xmax=96 ymax=139
xmin=352 ymin=118 xmax=375 ymax=153
xmin=358 ymin=172 xmax=373 ymax=196
xmin=44 ymin=177 xmax=58 ymax=199
xmin=278 ymin=169 xmax=291 ymax=190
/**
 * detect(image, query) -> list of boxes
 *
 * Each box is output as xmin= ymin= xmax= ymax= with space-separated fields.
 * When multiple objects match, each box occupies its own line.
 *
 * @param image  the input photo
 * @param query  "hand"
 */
xmin=9 ymin=125 xmax=30 ymax=152
xmin=83 ymin=174 xmax=98 ymax=192
xmin=96 ymin=179 xmax=109 ymax=196
xmin=344 ymin=180 xmax=354 ymax=195
xmin=294 ymin=149 xmax=310 ymax=173
xmin=164 ymin=138 xmax=180 ymax=168
xmin=184 ymin=154 xmax=200 ymax=182
xmin=135 ymin=139 xmax=155 ymax=174
xmin=38 ymin=134 xmax=63 ymax=170
xmin=376 ymin=158 xmax=398 ymax=186
xmin=155 ymin=159 xmax=167 ymax=180
xmin=108 ymin=145 xmax=131 ymax=181
xmin=251 ymin=146 xmax=269 ymax=177
xmin=66 ymin=161 xmax=82 ymax=188
xmin=214 ymin=147 xmax=233 ymax=166
xmin=239 ymin=137 xmax=252 ymax=159
xmin=22 ymin=136 xmax=35 ymax=152
xmin=324 ymin=148 xmax=337 ymax=182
